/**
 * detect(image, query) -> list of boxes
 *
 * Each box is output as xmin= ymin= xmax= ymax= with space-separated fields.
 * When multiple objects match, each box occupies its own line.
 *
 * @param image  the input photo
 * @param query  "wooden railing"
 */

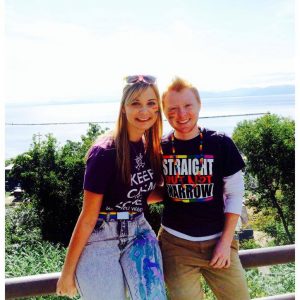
xmin=5 ymin=244 xmax=295 ymax=299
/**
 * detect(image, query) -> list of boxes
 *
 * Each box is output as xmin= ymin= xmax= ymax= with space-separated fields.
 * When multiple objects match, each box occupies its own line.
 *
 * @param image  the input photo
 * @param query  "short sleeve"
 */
xmin=221 ymin=135 xmax=245 ymax=177
xmin=83 ymin=145 xmax=115 ymax=194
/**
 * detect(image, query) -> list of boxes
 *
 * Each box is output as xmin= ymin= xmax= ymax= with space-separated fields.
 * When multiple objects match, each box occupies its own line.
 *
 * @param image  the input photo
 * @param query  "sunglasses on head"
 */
xmin=124 ymin=75 xmax=156 ymax=85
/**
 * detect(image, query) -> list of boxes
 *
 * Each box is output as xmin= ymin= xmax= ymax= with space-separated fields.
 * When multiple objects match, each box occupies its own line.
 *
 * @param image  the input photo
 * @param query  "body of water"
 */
xmin=5 ymin=94 xmax=295 ymax=159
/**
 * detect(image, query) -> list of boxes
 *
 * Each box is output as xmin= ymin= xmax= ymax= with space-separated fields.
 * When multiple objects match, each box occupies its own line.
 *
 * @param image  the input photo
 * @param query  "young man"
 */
xmin=158 ymin=77 xmax=250 ymax=300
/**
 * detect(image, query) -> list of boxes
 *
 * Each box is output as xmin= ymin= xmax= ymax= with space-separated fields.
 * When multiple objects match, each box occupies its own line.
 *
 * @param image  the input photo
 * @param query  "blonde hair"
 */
xmin=85 ymin=81 xmax=163 ymax=186
xmin=162 ymin=76 xmax=201 ymax=107
xmin=114 ymin=82 xmax=163 ymax=184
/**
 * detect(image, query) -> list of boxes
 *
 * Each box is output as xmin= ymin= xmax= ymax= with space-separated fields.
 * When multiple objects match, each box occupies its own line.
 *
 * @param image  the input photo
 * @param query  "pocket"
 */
xmin=139 ymin=217 xmax=153 ymax=232
xmin=92 ymin=219 xmax=106 ymax=234
xmin=138 ymin=221 xmax=158 ymax=241
xmin=231 ymin=239 xmax=239 ymax=251
xmin=86 ymin=220 xmax=108 ymax=245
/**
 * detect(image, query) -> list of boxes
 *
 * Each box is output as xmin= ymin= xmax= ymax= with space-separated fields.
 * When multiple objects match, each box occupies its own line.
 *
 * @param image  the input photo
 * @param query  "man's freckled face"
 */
xmin=163 ymin=88 xmax=201 ymax=137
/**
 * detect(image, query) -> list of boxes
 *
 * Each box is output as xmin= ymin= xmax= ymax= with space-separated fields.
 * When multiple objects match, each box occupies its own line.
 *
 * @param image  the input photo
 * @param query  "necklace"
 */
xmin=171 ymin=127 xmax=204 ymax=187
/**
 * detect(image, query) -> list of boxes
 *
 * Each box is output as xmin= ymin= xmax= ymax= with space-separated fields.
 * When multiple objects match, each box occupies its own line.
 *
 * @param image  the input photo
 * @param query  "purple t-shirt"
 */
xmin=83 ymin=136 xmax=156 ymax=213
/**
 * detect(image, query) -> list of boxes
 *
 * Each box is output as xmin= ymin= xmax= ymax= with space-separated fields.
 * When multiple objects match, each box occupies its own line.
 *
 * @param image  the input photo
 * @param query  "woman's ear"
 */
xmin=121 ymin=105 xmax=125 ymax=113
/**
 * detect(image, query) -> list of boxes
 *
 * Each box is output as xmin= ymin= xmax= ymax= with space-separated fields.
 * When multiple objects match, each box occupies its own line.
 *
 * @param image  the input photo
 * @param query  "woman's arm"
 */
xmin=56 ymin=190 xmax=103 ymax=297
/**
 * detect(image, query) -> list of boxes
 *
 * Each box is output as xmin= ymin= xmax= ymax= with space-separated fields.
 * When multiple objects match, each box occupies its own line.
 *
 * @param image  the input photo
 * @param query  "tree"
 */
xmin=10 ymin=124 xmax=107 ymax=245
xmin=232 ymin=114 xmax=295 ymax=244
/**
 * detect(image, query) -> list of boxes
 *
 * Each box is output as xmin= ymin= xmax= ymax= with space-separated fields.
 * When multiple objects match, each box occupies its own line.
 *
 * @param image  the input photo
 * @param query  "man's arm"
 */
xmin=209 ymin=213 xmax=239 ymax=268
xmin=209 ymin=170 xmax=244 ymax=269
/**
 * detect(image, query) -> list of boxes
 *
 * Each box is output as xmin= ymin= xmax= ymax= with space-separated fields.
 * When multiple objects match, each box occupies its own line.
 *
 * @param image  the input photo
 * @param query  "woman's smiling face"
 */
xmin=123 ymin=86 xmax=159 ymax=141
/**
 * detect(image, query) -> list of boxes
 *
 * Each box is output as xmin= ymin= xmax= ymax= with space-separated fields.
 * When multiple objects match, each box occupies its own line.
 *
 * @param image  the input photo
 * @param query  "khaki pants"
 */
xmin=158 ymin=228 xmax=250 ymax=300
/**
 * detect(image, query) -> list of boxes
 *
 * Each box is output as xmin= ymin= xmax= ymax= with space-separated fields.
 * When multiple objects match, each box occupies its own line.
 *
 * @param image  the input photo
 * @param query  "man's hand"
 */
xmin=209 ymin=212 xmax=240 ymax=269
xmin=209 ymin=239 xmax=231 ymax=269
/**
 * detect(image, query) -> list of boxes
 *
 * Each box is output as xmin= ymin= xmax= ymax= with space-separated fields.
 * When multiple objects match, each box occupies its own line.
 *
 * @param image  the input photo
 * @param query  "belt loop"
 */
xmin=106 ymin=213 xmax=110 ymax=222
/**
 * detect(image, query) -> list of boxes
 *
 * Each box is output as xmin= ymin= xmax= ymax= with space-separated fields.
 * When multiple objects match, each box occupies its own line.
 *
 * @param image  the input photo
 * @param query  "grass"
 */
xmin=5 ymin=241 xmax=66 ymax=278
xmin=6 ymin=235 xmax=79 ymax=300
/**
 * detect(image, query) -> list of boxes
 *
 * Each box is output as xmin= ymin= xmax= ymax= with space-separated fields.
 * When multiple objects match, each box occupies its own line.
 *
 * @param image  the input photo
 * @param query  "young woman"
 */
xmin=56 ymin=75 xmax=167 ymax=300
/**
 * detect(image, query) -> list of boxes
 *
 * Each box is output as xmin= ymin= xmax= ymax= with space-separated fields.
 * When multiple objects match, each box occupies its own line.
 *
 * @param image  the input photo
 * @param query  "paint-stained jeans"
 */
xmin=75 ymin=214 xmax=167 ymax=300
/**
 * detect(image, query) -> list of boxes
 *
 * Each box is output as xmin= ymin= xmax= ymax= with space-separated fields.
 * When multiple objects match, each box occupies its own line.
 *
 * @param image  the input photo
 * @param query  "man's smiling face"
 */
xmin=163 ymin=88 xmax=201 ymax=140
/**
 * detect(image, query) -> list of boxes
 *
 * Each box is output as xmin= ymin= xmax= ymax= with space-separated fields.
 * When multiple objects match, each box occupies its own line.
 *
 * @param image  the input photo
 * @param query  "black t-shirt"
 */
xmin=83 ymin=136 xmax=156 ymax=213
xmin=161 ymin=128 xmax=245 ymax=237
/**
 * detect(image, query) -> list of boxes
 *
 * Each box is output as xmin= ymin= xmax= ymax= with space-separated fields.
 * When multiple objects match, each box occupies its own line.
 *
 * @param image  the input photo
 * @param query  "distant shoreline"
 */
xmin=5 ymin=93 xmax=294 ymax=160
xmin=5 ymin=93 xmax=295 ymax=108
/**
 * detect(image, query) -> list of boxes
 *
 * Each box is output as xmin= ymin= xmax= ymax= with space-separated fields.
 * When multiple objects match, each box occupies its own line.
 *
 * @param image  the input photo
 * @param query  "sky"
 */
xmin=5 ymin=0 xmax=295 ymax=104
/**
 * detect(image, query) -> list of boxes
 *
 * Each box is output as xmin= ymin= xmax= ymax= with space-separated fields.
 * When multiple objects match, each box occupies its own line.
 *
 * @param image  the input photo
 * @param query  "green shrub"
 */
xmin=245 ymin=263 xmax=295 ymax=298
xmin=5 ymin=203 xmax=77 ymax=299
xmin=233 ymin=114 xmax=295 ymax=244
xmin=9 ymin=124 xmax=107 ymax=246
xmin=6 ymin=241 xmax=66 ymax=278
xmin=5 ymin=203 xmax=41 ymax=250
xmin=239 ymin=239 xmax=261 ymax=250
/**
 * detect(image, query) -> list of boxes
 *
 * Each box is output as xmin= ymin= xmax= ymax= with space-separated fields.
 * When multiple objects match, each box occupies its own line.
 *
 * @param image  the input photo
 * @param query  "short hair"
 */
xmin=162 ymin=77 xmax=201 ymax=107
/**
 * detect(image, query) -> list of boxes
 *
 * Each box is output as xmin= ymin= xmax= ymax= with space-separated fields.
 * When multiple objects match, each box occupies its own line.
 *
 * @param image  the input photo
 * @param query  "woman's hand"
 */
xmin=56 ymin=273 xmax=77 ymax=298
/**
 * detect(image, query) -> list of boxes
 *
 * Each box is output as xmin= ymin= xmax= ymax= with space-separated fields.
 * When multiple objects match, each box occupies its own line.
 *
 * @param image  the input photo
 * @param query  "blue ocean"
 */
xmin=5 ymin=94 xmax=295 ymax=159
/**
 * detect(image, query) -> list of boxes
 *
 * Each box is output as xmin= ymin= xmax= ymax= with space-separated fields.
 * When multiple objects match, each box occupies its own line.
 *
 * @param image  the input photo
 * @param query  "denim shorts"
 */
xmin=75 ymin=214 xmax=167 ymax=300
